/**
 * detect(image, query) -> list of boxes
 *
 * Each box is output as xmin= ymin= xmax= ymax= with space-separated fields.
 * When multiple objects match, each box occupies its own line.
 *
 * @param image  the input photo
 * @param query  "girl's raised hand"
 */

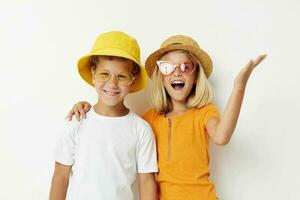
xmin=66 ymin=101 xmax=92 ymax=121
xmin=234 ymin=54 xmax=267 ymax=90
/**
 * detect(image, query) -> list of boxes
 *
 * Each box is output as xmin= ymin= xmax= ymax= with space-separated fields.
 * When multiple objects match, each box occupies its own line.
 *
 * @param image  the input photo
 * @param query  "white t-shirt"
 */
xmin=55 ymin=108 xmax=158 ymax=200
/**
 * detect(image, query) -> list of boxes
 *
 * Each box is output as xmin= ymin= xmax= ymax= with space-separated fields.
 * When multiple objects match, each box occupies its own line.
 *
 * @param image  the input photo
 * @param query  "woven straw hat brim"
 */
xmin=78 ymin=48 xmax=148 ymax=93
xmin=145 ymin=44 xmax=213 ymax=78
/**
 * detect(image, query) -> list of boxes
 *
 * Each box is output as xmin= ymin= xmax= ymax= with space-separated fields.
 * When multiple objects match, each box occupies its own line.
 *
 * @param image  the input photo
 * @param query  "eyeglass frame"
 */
xmin=92 ymin=69 xmax=135 ymax=86
xmin=156 ymin=60 xmax=197 ymax=75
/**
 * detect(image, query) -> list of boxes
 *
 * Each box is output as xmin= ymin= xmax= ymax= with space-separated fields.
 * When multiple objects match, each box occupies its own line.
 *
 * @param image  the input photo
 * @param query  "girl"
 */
xmin=67 ymin=35 xmax=267 ymax=200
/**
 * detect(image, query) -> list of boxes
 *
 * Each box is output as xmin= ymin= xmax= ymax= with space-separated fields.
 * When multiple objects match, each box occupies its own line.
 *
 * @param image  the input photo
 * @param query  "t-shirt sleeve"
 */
xmin=136 ymin=123 xmax=158 ymax=173
xmin=142 ymin=108 xmax=157 ymax=128
xmin=203 ymin=103 xmax=221 ymax=126
xmin=55 ymin=119 xmax=79 ymax=166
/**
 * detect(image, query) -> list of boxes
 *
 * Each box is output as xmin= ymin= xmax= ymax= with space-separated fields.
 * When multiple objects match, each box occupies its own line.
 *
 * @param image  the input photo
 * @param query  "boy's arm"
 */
xmin=206 ymin=54 xmax=267 ymax=145
xmin=49 ymin=162 xmax=72 ymax=200
xmin=139 ymin=173 xmax=157 ymax=200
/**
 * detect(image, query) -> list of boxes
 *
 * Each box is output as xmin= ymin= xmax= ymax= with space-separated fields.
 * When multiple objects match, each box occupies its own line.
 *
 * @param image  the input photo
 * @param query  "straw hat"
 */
xmin=145 ymin=35 xmax=213 ymax=78
xmin=77 ymin=31 xmax=148 ymax=93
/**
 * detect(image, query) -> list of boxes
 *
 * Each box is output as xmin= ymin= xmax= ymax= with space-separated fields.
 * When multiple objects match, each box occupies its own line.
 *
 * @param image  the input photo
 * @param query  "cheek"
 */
xmin=94 ymin=81 xmax=105 ymax=90
xmin=119 ymin=85 xmax=131 ymax=94
xmin=184 ymin=73 xmax=197 ymax=88
xmin=162 ymin=75 xmax=171 ymax=86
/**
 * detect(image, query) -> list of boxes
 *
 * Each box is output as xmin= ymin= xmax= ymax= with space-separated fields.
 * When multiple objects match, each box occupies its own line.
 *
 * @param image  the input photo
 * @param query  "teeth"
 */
xmin=172 ymin=80 xmax=184 ymax=84
xmin=105 ymin=90 xmax=119 ymax=96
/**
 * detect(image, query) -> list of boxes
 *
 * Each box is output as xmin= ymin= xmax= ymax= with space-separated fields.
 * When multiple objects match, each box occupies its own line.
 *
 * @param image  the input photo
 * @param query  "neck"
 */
xmin=93 ymin=101 xmax=129 ymax=117
xmin=166 ymin=99 xmax=189 ymax=117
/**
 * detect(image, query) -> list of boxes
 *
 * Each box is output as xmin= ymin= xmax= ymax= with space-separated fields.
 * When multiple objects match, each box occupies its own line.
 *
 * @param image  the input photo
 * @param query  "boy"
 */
xmin=49 ymin=31 xmax=158 ymax=200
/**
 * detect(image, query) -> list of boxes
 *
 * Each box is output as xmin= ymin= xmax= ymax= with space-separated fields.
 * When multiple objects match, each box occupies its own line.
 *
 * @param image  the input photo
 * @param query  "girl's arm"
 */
xmin=49 ymin=162 xmax=72 ymax=200
xmin=66 ymin=101 xmax=92 ymax=121
xmin=206 ymin=54 xmax=267 ymax=145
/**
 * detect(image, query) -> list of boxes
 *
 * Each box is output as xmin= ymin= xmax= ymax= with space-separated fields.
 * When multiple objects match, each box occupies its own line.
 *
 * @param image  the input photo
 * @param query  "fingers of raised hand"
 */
xmin=251 ymin=54 xmax=267 ymax=68
xmin=245 ymin=54 xmax=267 ymax=74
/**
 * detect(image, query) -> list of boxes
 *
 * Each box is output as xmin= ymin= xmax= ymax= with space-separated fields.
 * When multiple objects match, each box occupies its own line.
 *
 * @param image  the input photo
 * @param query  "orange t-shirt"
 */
xmin=143 ymin=104 xmax=220 ymax=200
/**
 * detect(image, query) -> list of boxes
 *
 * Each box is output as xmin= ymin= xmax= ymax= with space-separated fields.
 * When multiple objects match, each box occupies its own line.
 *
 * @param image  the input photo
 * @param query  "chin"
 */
xmin=169 ymin=95 xmax=187 ymax=103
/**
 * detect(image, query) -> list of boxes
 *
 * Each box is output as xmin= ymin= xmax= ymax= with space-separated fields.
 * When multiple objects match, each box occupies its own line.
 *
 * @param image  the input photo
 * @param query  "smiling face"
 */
xmin=159 ymin=51 xmax=198 ymax=105
xmin=92 ymin=57 xmax=134 ymax=109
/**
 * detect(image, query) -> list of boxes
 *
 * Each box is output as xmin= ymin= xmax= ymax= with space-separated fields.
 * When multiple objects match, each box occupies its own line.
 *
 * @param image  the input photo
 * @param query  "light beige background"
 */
xmin=1 ymin=0 xmax=300 ymax=199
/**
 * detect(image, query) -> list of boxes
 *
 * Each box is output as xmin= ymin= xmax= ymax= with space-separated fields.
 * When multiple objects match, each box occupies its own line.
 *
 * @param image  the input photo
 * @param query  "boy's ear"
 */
xmin=92 ymin=76 xmax=95 ymax=85
xmin=128 ymin=75 xmax=137 ymax=89
xmin=129 ymin=77 xmax=136 ymax=88
xmin=91 ymin=69 xmax=96 ymax=85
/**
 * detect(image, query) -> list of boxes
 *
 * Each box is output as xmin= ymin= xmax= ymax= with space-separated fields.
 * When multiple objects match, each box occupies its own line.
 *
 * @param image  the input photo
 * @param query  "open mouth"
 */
xmin=171 ymin=80 xmax=185 ymax=90
xmin=104 ymin=90 xmax=120 ymax=96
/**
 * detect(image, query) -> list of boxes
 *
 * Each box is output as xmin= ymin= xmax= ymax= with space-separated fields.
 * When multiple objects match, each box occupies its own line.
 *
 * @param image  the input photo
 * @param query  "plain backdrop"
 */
xmin=1 ymin=0 xmax=300 ymax=199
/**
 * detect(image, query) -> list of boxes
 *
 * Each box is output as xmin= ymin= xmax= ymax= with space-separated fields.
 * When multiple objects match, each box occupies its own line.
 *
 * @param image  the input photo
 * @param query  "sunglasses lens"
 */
xmin=181 ymin=63 xmax=195 ymax=73
xmin=158 ymin=62 xmax=174 ymax=75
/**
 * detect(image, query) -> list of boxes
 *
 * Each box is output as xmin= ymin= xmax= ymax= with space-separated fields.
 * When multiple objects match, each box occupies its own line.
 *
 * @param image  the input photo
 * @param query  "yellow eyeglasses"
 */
xmin=93 ymin=69 xmax=134 ymax=86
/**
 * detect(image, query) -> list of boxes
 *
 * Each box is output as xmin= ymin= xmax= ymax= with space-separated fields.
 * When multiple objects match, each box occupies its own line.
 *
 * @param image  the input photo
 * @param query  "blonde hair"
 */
xmin=150 ymin=50 xmax=214 ymax=113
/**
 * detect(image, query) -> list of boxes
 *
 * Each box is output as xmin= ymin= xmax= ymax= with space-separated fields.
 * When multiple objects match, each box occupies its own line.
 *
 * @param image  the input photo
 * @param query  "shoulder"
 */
xmin=196 ymin=103 xmax=220 ymax=125
xmin=61 ymin=117 xmax=83 ymax=137
xmin=64 ymin=117 xmax=81 ymax=129
xmin=142 ymin=108 xmax=160 ymax=123
xmin=197 ymin=103 xmax=220 ymax=114
xmin=130 ymin=112 xmax=152 ymax=131
xmin=130 ymin=112 xmax=155 ymax=139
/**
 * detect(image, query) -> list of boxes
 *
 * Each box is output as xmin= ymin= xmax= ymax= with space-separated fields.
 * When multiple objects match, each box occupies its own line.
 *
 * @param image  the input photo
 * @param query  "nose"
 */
xmin=172 ymin=65 xmax=182 ymax=76
xmin=106 ymin=75 xmax=118 ymax=88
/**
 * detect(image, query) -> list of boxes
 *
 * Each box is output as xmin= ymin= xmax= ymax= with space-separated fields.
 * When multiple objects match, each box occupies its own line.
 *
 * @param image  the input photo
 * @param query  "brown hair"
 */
xmin=89 ymin=55 xmax=140 ymax=76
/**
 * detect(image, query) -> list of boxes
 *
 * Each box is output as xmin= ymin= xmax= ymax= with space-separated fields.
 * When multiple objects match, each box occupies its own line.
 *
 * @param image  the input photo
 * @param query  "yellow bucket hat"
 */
xmin=77 ymin=31 xmax=148 ymax=93
xmin=145 ymin=35 xmax=213 ymax=78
